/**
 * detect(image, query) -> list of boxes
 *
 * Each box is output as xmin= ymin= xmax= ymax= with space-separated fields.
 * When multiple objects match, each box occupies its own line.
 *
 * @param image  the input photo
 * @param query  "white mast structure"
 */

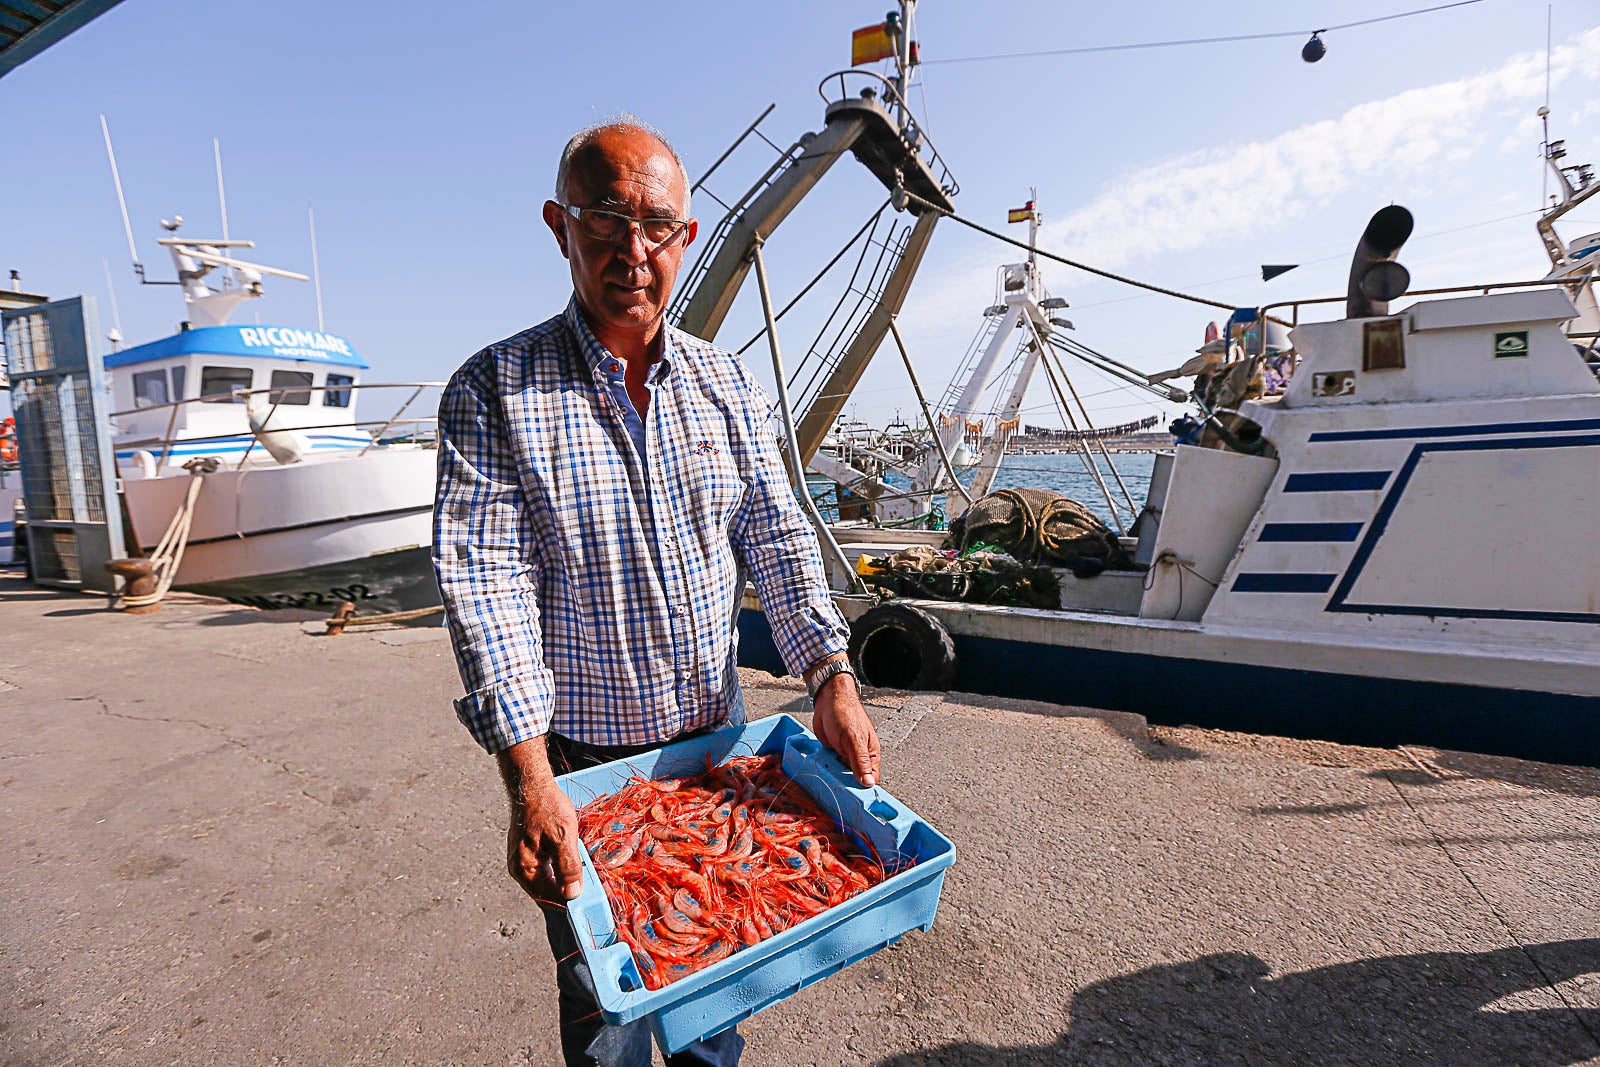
xmin=155 ymin=225 xmax=309 ymax=328
xmin=910 ymin=190 xmax=1060 ymax=516
xmin=809 ymin=191 xmax=1069 ymax=525
xmin=100 ymin=116 xmax=310 ymax=329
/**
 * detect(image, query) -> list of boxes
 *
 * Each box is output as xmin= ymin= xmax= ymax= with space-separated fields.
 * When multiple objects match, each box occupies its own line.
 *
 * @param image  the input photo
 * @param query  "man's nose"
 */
xmin=616 ymin=224 xmax=649 ymax=265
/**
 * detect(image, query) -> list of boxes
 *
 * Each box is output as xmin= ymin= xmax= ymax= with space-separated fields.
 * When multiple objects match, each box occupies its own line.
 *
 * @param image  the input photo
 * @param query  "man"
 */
xmin=433 ymin=118 xmax=882 ymax=1067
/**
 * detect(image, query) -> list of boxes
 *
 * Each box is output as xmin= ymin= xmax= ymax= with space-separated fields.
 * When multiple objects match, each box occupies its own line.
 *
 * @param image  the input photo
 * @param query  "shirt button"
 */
xmin=675 ymin=606 xmax=688 ymax=617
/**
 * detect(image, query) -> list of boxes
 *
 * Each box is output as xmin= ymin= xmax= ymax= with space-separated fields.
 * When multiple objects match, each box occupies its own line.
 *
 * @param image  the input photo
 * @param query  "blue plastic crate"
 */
xmin=554 ymin=713 xmax=956 ymax=1054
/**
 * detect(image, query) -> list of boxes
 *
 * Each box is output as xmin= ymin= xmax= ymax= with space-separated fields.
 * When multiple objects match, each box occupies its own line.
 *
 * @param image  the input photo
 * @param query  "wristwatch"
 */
xmin=806 ymin=658 xmax=857 ymax=701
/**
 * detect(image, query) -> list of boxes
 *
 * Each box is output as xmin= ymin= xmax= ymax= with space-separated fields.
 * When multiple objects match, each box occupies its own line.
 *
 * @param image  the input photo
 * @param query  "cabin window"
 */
xmin=200 ymin=366 xmax=253 ymax=403
xmin=169 ymin=365 xmax=187 ymax=402
xmin=324 ymin=373 xmax=354 ymax=408
xmin=268 ymin=370 xmax=314 ymax=406
xmin=132 ymin=370 xmax=169 ymax=408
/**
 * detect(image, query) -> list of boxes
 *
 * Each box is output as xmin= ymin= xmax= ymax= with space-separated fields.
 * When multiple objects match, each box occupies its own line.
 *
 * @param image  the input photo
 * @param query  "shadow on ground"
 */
xmin=1414 ymin=751 xmax=1600 ymax=800
xmin=935 ymin=691 xmax=1208 ymax=762
xmin=876 ymin=940 xmax=1600 ymax=1067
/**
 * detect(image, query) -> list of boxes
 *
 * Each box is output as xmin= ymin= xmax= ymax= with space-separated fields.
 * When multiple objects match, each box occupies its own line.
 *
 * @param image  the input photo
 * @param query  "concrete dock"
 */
xmin=2 ymin=572 xmax=1597 ymax=1065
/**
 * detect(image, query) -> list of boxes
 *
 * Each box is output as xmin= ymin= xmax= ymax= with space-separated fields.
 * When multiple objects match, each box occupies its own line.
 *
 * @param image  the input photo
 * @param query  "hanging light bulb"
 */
xmin=1302 ymin=32 xmax=1326 ymax=63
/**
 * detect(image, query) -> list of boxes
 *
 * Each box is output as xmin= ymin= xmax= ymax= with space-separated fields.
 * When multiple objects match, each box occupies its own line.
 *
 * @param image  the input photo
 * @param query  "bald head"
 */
xmin=555 ymin=118 xmax=691 ymax=216
xmin=541 ymin=117 xmax=699 ymax=362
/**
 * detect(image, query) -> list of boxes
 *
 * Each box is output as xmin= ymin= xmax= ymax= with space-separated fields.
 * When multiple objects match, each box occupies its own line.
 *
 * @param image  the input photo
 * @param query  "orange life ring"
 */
xmin=0 ymin=417 xmax=15 ymax=464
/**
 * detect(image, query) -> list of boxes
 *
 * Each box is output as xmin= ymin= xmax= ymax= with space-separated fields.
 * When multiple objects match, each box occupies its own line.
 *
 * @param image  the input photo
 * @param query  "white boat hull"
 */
xmin=120 ymin=446 xmax=438 ymax=612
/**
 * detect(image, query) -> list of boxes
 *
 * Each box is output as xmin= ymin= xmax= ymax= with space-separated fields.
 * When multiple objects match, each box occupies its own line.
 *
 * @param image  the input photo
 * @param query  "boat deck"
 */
xmin=2 ymin=571 xmax=1595 ymax=1065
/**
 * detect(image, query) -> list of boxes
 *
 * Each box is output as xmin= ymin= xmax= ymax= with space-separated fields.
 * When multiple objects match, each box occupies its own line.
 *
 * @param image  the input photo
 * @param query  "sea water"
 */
xmin=987 ymin=452 xmax=1156 ymax=530
xmin=811 ymin=451 xmax=1160 ymax=532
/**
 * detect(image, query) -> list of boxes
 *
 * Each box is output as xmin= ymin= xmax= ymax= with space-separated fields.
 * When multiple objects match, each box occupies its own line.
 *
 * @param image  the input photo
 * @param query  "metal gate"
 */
xmin=1 ymin=296 xmax=124 ymax=592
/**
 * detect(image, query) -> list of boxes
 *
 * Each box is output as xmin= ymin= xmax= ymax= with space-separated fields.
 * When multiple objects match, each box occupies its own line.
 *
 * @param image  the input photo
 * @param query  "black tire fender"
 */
xmin=847 ymin=603 xmax=957 ymax=691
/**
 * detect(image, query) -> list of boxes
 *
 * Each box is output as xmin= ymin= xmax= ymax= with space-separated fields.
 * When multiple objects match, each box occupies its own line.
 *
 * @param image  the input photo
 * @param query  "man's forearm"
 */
xmin=496 ymin=735 xmax=557 ymax=810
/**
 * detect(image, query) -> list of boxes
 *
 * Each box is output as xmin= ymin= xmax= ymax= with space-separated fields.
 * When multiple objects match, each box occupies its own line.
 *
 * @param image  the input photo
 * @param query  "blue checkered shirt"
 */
xmin=434 ymin=298 xmax=849 ymax=752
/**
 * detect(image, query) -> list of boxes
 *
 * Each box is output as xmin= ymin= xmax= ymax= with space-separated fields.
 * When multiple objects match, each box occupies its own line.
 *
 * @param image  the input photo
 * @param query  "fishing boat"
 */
xmin=703 ymin=52 xmax=1600 ymax=764
xmin=104 ymin=219 xmax=442 ymax=614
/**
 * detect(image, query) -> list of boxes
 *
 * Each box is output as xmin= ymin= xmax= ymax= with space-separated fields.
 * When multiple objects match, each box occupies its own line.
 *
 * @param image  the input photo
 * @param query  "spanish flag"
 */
xmin=852 ymin=23 xmax=895 ymax=66
xmin=1008 ymin=202 xmax=1035 ymax=224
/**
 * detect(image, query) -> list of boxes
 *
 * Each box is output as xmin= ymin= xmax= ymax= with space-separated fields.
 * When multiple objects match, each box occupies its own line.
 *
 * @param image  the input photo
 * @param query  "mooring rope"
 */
xmin=122 ymin=457 xmax=217 ymax=609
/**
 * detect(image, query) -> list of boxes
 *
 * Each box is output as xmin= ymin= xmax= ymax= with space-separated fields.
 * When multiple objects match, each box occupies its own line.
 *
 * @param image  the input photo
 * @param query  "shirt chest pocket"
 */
xmin=678 ymin=438 xmax=745 ymax=526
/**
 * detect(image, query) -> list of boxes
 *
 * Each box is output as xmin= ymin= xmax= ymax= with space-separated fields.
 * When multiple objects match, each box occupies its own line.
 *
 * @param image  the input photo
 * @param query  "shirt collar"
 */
xmin=564 ymin=295 xmax=675 ymax=381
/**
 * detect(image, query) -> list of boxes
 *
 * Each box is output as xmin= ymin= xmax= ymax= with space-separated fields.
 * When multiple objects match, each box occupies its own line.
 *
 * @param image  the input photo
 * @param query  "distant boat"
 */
xmin=107 ymin=221 xmax=441 ymax=614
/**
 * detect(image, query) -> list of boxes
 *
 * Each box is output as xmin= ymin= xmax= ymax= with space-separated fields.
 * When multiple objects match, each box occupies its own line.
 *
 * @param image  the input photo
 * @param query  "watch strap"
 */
xmin=806 ymin=658 xmax=857 ymax=700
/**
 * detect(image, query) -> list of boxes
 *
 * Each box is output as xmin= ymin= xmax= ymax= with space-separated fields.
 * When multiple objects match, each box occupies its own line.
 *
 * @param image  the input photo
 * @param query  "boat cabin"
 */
xmin=107 ymin=324 xmax=371 ymax=466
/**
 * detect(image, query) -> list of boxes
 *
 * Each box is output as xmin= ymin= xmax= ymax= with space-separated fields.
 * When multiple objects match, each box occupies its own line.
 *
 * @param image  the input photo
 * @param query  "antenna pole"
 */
xmin=1542 ymin=5 xmax=1552 ymax=208
xmin=308 ymin=201 xmax=325 ymax=331
xmin=214 ymin=138 xmax=233 ymax=287
xmin=891 ymin=0 xmax=915 ymax=129
xmin=101 ymin=257 xmax=125 ymax=337
xmin=100 ymin=114 xmax=142 ymax=278
xmin=1028 ymin=184 xmax=1039 ymax=271
xmin=1544 ymin=5 xmax=1552 ymax=109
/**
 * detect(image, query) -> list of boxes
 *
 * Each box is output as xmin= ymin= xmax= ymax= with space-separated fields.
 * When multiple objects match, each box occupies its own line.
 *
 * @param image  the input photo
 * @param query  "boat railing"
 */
xmin=1257 ymin=275 xmax=1600 ymax=385
xmin=816 ymin=69 xmax=959 ymax=199
xmin=109 ymin=380 xmax=446 ymax=470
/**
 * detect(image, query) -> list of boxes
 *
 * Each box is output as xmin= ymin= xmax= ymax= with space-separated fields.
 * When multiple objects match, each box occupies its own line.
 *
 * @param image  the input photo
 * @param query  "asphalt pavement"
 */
xmin=2 ymin=573 xmax=1596 ymax=1065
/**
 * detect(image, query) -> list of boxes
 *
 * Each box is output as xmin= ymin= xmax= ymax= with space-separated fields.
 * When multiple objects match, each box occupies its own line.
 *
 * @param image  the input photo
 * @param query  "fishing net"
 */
xmin=859 ymin=545 xmax=1061 ymax=609
xmin=946 ymin=488 xmax=1134 ymax=575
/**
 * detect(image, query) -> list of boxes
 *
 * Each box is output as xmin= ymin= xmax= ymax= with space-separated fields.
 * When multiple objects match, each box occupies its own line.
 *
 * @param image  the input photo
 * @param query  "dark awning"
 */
xmin=0 ymin=0 xmax=127 ymax=79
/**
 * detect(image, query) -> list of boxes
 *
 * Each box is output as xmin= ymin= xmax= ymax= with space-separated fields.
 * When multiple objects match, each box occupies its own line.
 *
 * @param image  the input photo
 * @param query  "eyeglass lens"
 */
xmin=579 ymin=209 xmax=682 ymax=245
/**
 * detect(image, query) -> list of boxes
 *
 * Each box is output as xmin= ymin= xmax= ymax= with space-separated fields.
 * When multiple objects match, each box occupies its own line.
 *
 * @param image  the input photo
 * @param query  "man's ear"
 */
xmin=683 ymin=218 xmax=699 ymax=249
xmin=541 ymin=200 xmax=571 ymax=260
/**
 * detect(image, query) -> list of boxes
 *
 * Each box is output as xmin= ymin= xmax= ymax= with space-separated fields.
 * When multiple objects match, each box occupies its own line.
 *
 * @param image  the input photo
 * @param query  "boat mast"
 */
xmin=671 ymin=0 xmax=955 ymax=464
xmin=914 ymin=194 xmax=1050 ymax=512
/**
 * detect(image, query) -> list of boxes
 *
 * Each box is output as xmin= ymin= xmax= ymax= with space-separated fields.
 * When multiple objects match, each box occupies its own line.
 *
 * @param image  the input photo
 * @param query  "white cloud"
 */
xmin=1039 ymin=28 xmax=1600 ymax=270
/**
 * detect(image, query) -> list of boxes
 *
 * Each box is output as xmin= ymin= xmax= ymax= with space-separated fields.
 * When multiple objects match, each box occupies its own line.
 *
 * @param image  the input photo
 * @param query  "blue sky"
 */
xmin=5 ymin=0 xmax=1600 ymax=429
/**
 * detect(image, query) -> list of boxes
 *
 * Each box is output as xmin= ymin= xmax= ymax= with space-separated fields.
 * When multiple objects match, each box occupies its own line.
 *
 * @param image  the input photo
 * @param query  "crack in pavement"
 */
xmin=71 ymin=696 xmax=332 ymax=809
xmin=1382 ymin=771 xmax=1600 ymax=1053
xmin=874 ymin=693 xmax=943 ymax=751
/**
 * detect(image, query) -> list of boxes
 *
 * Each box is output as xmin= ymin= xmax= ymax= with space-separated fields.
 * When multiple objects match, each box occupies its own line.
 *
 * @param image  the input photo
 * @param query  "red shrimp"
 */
xmin=768 ymin=844 xmax=811 ymax=880
xmin=647 ymin=824 xmax=705 ymax=846
xmin=659 ymin=894 xmax=714 ymax=939
xmin=627 ymin=903 xmax=698 ymax=961
xmin=592 ymin=831 xmax=641 ymax=870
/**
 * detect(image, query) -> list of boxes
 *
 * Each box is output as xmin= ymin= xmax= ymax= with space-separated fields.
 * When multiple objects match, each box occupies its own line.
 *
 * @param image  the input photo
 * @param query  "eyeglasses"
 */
xmin=558 ymin=203 xmax=691 ymax=248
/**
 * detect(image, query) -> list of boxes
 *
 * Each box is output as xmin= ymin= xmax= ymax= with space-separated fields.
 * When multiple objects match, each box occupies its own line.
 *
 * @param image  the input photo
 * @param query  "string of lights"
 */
xmin=920 ymin=0 xmax=1485 ymax=67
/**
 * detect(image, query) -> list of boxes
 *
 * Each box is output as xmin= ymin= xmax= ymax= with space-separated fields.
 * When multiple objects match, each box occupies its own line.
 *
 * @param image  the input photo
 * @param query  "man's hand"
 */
xmin=497 ymin=737 xmax=584 ymax=906
xmin=809 ymin=660 xmax=881 ymax=789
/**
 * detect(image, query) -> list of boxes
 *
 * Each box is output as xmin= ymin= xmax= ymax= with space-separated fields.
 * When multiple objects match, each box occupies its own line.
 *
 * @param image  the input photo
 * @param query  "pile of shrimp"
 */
xmin=575 ymin=753 xmax=895 ymax=990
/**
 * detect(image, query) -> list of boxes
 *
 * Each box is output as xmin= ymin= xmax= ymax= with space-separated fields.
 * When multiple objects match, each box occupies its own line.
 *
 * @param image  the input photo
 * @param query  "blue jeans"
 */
xmin=544 ymin=731 xmax=746 ymax=1067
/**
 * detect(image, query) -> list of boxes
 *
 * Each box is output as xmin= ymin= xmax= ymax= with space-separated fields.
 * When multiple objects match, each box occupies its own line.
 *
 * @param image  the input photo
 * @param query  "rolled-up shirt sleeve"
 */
xmin=723 ymin=357 xmax=850 ymax=677
xmin=433 ymin=350 xmax=554 ymax=753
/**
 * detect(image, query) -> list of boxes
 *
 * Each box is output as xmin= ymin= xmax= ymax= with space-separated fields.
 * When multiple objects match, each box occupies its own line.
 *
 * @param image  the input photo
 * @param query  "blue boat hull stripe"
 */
xmin=1327 ymin=432 xmax=1600 ymax=622
xmin=1310 ymin=417 xmax=1600 ymax=443
xmin=1232 ymin=572 xmax=1337 ymax=593
xmin=1258 ymin=522 xmax=1364 ymax=542
xmin=735 ymin=610 xmax=1600 ymax=767
xmin=1283 ymin=471 xmax=1391 ymax=492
